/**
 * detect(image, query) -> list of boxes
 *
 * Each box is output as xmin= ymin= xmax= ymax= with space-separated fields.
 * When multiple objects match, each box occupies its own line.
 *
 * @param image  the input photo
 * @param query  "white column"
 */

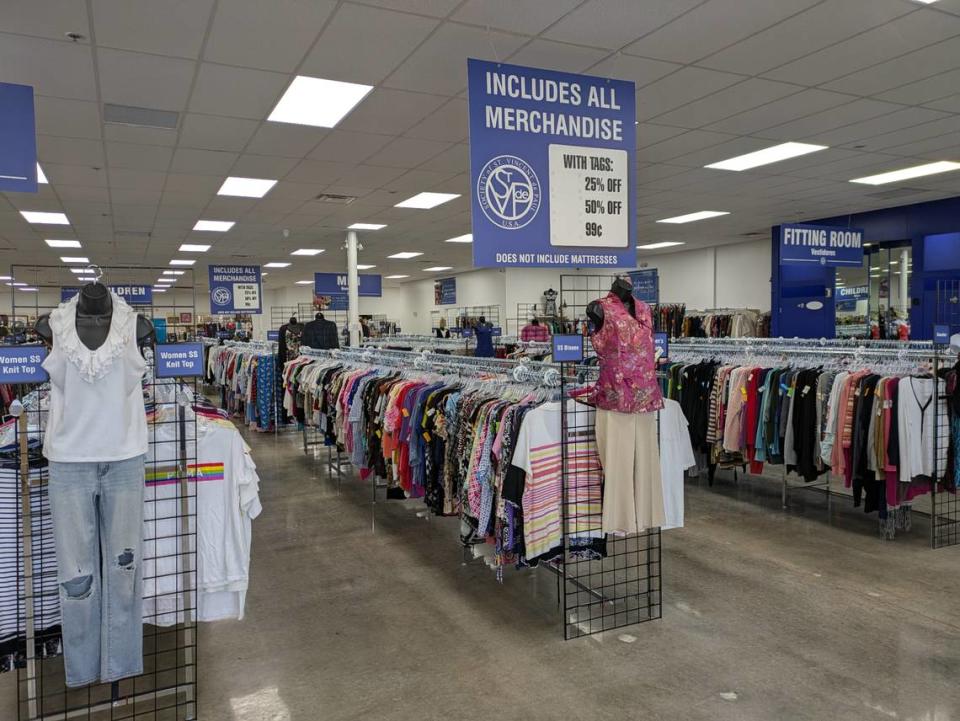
xmin=346 ymin=230 xmax=360 ymax=347
xmin=899 ymin=247 xmax=909 ymax=314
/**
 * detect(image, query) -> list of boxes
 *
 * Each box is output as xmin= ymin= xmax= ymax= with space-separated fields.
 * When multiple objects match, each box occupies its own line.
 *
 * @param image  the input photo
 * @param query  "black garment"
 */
xmin=851 ymin=375 xmax=880 ymax=508
xmin=435 ymin=328 xmax=451 ymax=339
xmin=302 ymin=318 xmax=340 ymax=350
xmin=361 ymin=323 xmax=371 ymax=339
xmin=791 ymin=368 xmax=825 ymax=482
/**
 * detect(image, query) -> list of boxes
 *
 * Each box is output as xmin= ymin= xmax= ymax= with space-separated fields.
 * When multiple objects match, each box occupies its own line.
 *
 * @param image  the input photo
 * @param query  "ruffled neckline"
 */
xmin=50 ymin=291 xmax=136 ymax=383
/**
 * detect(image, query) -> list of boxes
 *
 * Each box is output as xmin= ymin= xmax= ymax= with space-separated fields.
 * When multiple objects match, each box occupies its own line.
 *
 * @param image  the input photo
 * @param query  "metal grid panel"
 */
xmin=934 ymin=279 xmax=960 ymax=549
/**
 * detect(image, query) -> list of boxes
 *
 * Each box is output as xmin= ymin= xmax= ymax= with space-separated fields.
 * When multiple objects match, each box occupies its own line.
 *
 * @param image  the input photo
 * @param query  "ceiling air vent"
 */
xmin=103 ymin=103 xmax=179 ymax=130
xmin=865 ymin=187 xmax=928 ymax=200
xmin=313 ymin=193 xmax=357 ymax=205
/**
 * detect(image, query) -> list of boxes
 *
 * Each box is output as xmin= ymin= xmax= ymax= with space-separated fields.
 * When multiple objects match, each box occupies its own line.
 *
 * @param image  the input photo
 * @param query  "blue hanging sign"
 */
xmin=217 ymin=330 xmax=231 ymax=339
xmin=492 ymin=327 xmax=502 ymax=337
xmin=434 ymin=277 xmax=456 ymax=305
xmin=314 ymin=273 xmax=382 ymax=297
xmin=208 ymin=265 xmax=262 ymax=314
xmin=267 ymin=330 xmax=279 ymax=341
xmin=0 ymin=345 xmax=47 ymax=383
xmin=155 ymin=343 xmax=204 ymax=378
xmin=780 ymin=224 xmax=864 ymax=267
xmin=61 ymin=285 xmax=154 ymax=304
xmin=934 ymin=324 xmax=951 ymax=344
xmin=0 ymin=83 xmax=38 ymax=193
xmin=654 ymin=332 xmax=668 ymax=360
xmin=629 ymin=269 xmax=659 ymax=304
xmin=461 ymin=327 xmax=474 ymax=338
xmin=468 ymin=59 xmax=636 ymax=268
xmin=552 ymin=334 xmax=584 ymax=363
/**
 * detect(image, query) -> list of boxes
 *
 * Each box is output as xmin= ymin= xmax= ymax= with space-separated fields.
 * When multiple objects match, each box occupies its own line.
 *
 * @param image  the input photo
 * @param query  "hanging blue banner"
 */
xmin=780 ymin=224 xmax=864 ymax=267
xmin=209 ymin=265 xmax=262 ymax=314
xmin=155 ymin=343 xmax=204 ymax=378
xmin=434 ymin=277 xmax=456 ymax=305
xmin=314 ymin=273 xmax=382 ymax=297
xmin=468 ymin=59 xmax=636 ymax=268
xmin=0 ymin=83 xmax=38 ymax=193
xmin=629 ymin=269 xmax=659 ymax=304
xmin=61 ymin=284 xmax=154 ymax=304
xmin=0 ymin=346 xmax=47 ymax=383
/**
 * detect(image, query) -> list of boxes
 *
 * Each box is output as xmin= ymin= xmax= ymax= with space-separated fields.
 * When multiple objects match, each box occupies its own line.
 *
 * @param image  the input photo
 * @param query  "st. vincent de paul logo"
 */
xmin=211 ymin=286 xmax=232 ymax=306
xmin=477 ymin=155 xmax=541 ymax=230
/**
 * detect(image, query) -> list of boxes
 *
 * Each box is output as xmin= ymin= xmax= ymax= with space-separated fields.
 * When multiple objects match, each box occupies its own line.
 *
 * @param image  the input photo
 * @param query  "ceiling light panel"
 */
xmin=46 ymin=239 xmax=81 ymax=248
xmin=388 ymin=252 xmax=423 ymax=259
xmin=849 ymin=161 xmax=960 ymax=185
xmin=193 ymin=220 xmax=235 ymax=232
xmin=169 ymin=259 xmax=196 ymax=266
xmin=295 ymin=280 xmax=313 ymax=285
xmin=356 ymin=264 xmax=376 ymax=270
xmin=179 ymin=243 xmax=211 ymax=252
xmin=348 ymin=223 xmax=386 ymax=230
xmin=394 ymin=192 xmax=459 ymax=209
xmin=60 ymin=256 xmax=89 ymax=263
xmin=217 ymin=176 xmax=277 ymax=198
xmin=290 ymin=249 xmax=324 ymax=256
xmin=22 ymin=211 xmax=69 ymax=224
xmin=656 ymin=211 xmax=730 ymax=224
xmin=386 ymin=275 xmax=409 ymax=279
xmin=268 ymin=76 xmax=373 ymax=128
xmin=163 ymin=270 xmax=185 ymax=275
xmin=444 ymin=234 xmax=473 ymax=243
xmin=705 ymin=142 xmax=828 ymax=171
xmin=638 ymin=242 xmax=686 ymax=249
xmin=264 ymin=262 xmax=291 ymax=268
xmin=425 ymin=266 xmax=452 ymax=271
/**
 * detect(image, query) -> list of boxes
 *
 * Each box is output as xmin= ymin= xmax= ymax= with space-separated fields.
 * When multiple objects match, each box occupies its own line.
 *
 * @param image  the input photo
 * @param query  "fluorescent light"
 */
xmin=637 ymin=241 xmax=685 ymax=250
xmin=706 ymin=142 xmax=827 ymax=171
xmin=193 ymin=220 xmax=235 ymax=232
xmin=45 ymin=239 xmax=81 ymax=248
xmin=19 ymin=287 xmax=38 ymax=292
xmin=356 ymin=264 xmax=376 ymax=270
xmin=290 ymin=248 xmax=324 ymax=256
xmin=912 ymin=0 xmax=939 ymax=4
xmin=69 ymin=268 xmax=87 ymax=275
xmin=444 ymin=234 xmax=473 ymax=244
xmin=0 ymin=276 xmax=11 ymax=281
xmin=656 ymin=211 xmax=730 ymax=224
xmin=60 ymin=256 xmax=89 ymax=263
xmin=386 ymin=275 xmax=409 ymax=279
xmin=179 ymin=243 xmax=210 ymax=252
xmin=261 ymin=272 xmax=269 ymax=276
xmin=77 ymin=276 xmax=96 ymax=281
xmin=218 ymin=176 xmax=277 ymax=198
xmin=870 ymin=266 xmax=880 ymax=271
xmin=36 ymin=164 xmax=48 ymax=184
xmin=388 ymin=251 xmax=423 ymax=259
xmin=21 ymin=211 xmax=69 ymax=224
xmin=394 ymin=192 xmax=459 ymax=209
xmin=163 ymin=270 xmax=185 ymax=276
xmin=890 ymin=261 xmax=898 ymax=265
xmin=348 ymin=223 xmax=386 ymax=230
xmin=6 ymin=282 xmax=26 ymax=287
xmin=850 ymin=161 xmax=960 ymax=185
xmin=264 ymin=262 xmax=291 ymax=268
xmin=268 ymin=75 xmax=373 ymax=128
xmin=152 ymin=287 xmax=167 ymax=293
xmin=425 ymin=266 xmax=452 ymax=271
xmin=169 ymin=259 xmax=196 ymax=266
xmin=295 ymin=280 xmax=313 ymax=285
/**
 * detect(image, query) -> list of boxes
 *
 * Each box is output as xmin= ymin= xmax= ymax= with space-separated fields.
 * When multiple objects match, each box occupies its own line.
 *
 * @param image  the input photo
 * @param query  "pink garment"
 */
xmin=589 ymin=293 xmax=663 ymax=414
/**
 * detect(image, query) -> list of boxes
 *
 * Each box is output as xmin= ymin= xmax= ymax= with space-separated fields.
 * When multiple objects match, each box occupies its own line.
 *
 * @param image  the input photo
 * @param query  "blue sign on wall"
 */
xmin=209 ymin=265 xmax=262 ymax=314
xmin=552 ymin=334 xmax=584 ymax=363
xmin=435 ymin=277 xmax=456 ymax=305
xmin=155 ymin=343 xmax=204 ymax=378
xmin=0 ymin=83 xmax=38 ymax=193
xmin=653 ymin=332 xmax=668 ymax=360
xmin=267 ymin=330 xmax=279 ymax=341
xmin=934 ymin=325 xmax=951 ymax=344
xmin=314 ymin=273 xmax=382 ymax=297
xmin=780 ymin=224 xmax=864 ymax=267
xmin=61 ymin=284 xmax=153 ymax=304
xmin=629 ymin=269 xmax=659 ymax=304
xmin=468 ymin=59 xmax=636 ymax=268
xmin=0 ymin=346 xmax=47 ymax=383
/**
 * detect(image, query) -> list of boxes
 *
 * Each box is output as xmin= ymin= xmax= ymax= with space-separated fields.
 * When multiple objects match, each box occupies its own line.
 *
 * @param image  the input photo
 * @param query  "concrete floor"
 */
xmin=4 ymin=427 xmax=960 ymax=720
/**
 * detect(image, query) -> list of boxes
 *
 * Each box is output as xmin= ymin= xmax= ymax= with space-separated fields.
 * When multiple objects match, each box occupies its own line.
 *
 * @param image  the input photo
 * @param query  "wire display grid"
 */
xmin=934 ymin=279 xmax=960 ymax=548
xmin=11 ymin=267 xmax=199 ymax=720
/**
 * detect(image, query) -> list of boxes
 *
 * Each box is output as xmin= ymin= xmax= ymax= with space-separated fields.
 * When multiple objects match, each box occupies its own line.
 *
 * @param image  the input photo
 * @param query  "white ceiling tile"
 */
xmin=588 ymin=54 xmax=680 ymax=89
xmin=4 ymin=1 xmax=89 ymax=39
xmin=352 ymin=0 xmax=460 ymax=17
xmin=698 ymin=0 xmax=912 ymax=75
xmin=333 ymin=165 xmax=406 ymax=188
xmin=0 ymin=33 xmax=96 ymax=101
xmin=765 ymin=10 xmax=960 ymax=87
xmin=179 ymin=114 xmax=260 ymax=152
xmin=204 ymin=0 xmax=336 ymax=72
xmin=416 ymin=144 xmax=468 ymax=174
xmin=383 ymin=24 xmax=526 ymax=96
xmin=636 ymin=130 xmax=734 ymax=163
xmin=106 ymin=142 xmax=174 ymax=171
xmin=625 ymin=0 xmax=820 ymax=64
xmin=337 ymin=89 xmax=447 ymax=135
xmin=161 ymin=190 xmax=210 ymax=209
xmin=544 ymin=0 xmax=704 ymax=50
xmin=35 ymin=98 xmax=101 ymax=140
xmin=108 ymin=169 xmax=168 ymax=191
xmin=92 ymin=0 xmax=214 ymax=58
xmin=285 ymin=160 xmax=351 ymax=185
xmin=308 ymin=131 xmax=393 ymax=163
xmin=704 ymin=89 xmax=858 ymax=135
xmin=756 ymin=98 xmax=904 ymax=142
xmin=43 ymin=164 xmax=108 ymax=188
xmin=453 ymin=0 xmax=581 ymax=34
xmin=37 ymin=136 xmax=105 ymax=166
xmin=638 ymin=67 xmax=744 ymax=121
xmin=813 ymin=107 xmax=953 ymax=147
xmin=110 ymin=189 xmax=162 ymax=206
xmin=246 ymin=124 xmax=328 ymax=158
xmin=188 ymin=64 xmax=288 ymax=120
xmin=404 ymin=99 xmax=469 ymax=143
xmin=97 ymin=48 xmax=196 ymax=110
xmin=301 ymin=4 xmax=438 ymax=85
xmin=103 ymin=124 xmax=178 ymax=147
xmin=362 ymin=137 xmax=453 ymax=169
xmin=879 ymin=67 xmax=960 ymax=106
xmin=164 ymin=173 xmax=222 ymax=194
xmin=57 ymin=186 xmax=111 ymax=204
xmin=925 ymin=94 xmax=960 ymax=114
xmin=650 ymin=78 xmax=801 ymax=128
xmin=170 ymin=148 xmax=239 ymax=175
xmin=636 ymin=124 xmax=688 ymax=148
xmin=380 ymin=169 xmax=456 ymax=193
xmin=229 ymin=154 xmax=299 ymax=178
xmin=854 ymin=116 xmax=960 ymax=152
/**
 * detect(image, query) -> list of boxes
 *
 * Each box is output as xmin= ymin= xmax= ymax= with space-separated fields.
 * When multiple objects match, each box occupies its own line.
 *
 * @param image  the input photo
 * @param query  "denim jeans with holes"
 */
xmin=47 ymin=455 xmax=145 ymax=687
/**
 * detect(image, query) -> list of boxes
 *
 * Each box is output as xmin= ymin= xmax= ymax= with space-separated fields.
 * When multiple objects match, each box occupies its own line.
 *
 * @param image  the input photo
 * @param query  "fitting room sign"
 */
xmin=779 ymin=224 xmax=864 ymax=267
xmin=208 ymin=265 xmax=262 ymax=314
xmin=0 ymin=82 xmax=38 ymax=193
xmin=0 ymin=346 xmax=48 ymax=383
xmin=468 ymin=59 xmax=636 ymax=268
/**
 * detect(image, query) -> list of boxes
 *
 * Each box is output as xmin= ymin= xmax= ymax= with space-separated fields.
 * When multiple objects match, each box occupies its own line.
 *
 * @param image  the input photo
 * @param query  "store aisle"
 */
xmin=199 ymin=428 xmax=960 ymax=721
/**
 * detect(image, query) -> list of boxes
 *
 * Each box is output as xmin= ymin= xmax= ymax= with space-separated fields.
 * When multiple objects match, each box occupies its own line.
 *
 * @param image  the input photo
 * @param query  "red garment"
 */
xmin=520 ymin=323 xmax=550 ymax=342
xmin=744 ymin=368 xmax=764 ymax=475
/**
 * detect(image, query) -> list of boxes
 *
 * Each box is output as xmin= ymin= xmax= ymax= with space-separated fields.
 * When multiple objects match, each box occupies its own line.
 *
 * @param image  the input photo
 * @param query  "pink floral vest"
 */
xmin=589 ymin=293 xmax=664 ymax=414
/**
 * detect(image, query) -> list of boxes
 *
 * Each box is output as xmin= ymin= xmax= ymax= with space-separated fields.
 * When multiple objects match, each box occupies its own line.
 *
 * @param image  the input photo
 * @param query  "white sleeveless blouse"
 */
xmin=42 ymin=292 xmax=148 ymax=462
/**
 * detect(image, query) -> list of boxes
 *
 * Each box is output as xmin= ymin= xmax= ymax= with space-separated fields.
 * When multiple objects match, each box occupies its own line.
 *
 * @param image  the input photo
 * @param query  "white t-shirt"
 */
xmin=658 ymin=399 xmax=696 ymax=530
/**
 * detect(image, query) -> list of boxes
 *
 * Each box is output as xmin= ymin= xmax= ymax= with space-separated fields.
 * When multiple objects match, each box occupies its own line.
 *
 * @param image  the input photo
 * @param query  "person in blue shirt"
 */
xmin=473 ymin=316 xmax=495 ymax=358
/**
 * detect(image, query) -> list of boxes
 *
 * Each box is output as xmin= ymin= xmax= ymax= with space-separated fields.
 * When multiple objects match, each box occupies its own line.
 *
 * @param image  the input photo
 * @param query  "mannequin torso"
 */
xmin=586 ymin=277 xmax=636 ymax=331
xmin=35 ymin=283 xmax=156 ymax=350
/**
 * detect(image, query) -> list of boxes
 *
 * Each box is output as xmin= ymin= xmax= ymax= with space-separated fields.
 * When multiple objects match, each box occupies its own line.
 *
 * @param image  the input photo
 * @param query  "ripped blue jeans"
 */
xmin=47 ymin=455 xmax=145 ymax=687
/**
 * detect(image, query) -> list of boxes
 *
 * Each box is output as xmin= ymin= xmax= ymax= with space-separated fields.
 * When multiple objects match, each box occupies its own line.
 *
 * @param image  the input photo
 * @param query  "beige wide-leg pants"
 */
xmin=596 ymin=409 xmax=664 ymax=534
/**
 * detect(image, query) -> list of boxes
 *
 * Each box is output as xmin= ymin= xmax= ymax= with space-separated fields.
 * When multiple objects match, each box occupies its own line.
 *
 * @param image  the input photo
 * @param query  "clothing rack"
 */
xmin=666 ymin=337 xmax=956 ymax=547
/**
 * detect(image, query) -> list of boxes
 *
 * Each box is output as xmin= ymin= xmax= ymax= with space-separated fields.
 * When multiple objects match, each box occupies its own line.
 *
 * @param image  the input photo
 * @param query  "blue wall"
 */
xmin=771 ymin=196 xmax=960 ymax=339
